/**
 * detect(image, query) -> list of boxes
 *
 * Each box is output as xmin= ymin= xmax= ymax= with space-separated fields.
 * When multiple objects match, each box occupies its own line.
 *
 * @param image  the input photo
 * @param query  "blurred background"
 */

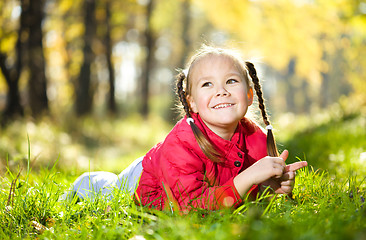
xmin=0 ymin=0 xmax=365 ymax=176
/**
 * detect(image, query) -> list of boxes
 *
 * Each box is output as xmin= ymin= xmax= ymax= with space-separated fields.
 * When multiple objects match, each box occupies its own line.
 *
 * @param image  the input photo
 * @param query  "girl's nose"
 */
xmin=216 ymin=87 xmax=229 ymax=96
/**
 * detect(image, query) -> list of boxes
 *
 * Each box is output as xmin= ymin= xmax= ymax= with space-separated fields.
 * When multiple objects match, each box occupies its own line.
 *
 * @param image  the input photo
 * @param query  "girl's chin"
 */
xmin=200 ymin=113 xmax=244 ymax=127
xmin=209 ymin=119 xmax=240 ymax=128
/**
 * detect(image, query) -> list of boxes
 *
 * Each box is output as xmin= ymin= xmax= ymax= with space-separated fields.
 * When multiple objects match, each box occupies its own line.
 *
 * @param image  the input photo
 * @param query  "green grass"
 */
xmin=0 ymin=106 xmax=366 ymax=239
xmin=0 ymin=113 xmax=172 ymax=175
xmin=277 ymin=106 xmax=366 ymax=180
xmin=1 ymin=164 xmax=365 ymax=239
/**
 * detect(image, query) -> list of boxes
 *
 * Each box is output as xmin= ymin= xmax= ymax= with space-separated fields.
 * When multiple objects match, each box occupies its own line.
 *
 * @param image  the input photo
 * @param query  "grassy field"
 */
xmin=0 ymin=105 xmax=365 ymax=239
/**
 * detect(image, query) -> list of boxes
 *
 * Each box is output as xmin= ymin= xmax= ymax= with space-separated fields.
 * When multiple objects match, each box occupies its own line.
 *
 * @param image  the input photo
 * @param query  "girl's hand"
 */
xmin=261 ymin=152 xmax=308 ymax=195
xmin=249 ymin=151 xmax=288 ymax=185
xmin=233 ymin=150 xmax=307 ymax=197
xmin=233 ymin=151 xmax=287 ymax=196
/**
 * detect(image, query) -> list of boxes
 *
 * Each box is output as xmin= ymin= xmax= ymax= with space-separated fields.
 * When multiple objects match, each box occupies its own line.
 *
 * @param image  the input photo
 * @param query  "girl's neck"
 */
xmin=201 ymin=119 xmax=238 ymax=141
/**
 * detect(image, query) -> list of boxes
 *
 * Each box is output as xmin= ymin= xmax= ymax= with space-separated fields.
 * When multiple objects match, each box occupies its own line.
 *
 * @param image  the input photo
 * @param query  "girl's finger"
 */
xmin=279 ymin=150 xmax=289 ymax=162
xmin=279 ymin=185 xmax=292 ymax=194
xmin=285 ymin=161 xmax=308 ymax=172
xmin=280 ymin=179 xmax=294 ymax=187
xmin=280 ymin=171 xmax=296 ymax=181
xmin=274 ymin=185 xmax=292 ymax=194
xmin=272 ymin=162 xmax=285 ymax=177
xmin=273 ymin=158 xmax=286 ymax=168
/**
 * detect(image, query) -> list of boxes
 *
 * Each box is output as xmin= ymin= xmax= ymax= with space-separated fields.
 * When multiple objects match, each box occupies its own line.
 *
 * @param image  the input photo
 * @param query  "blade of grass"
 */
xmin=26 ymin=134 xmax=31 ymax=184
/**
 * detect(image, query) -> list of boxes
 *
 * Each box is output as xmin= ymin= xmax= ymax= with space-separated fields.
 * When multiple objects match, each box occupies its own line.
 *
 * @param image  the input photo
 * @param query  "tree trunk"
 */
xmin=285 ymin=58 xmax=296 ymax=112
xmin=76 ymin=0 xmax=96 ymax=116
xmin=320 ymin=52 xmax=329 ymax=109
xmin=27 ymin=0 xmax=49 ymax=118
xmin=0 ymin=54 xmax=24 ymax=126
xmin=0 ymin=0 xmax=28 ymax=125
xmin=168 ymin=0 xmax=192 ymax=123
xmin=105 ymin=0 xmax=117 ymax=114
xmin=301 ymin=80 xmax=311 ymax=113
xmin=140 ymin=0 xmax=155 ymax=118
xmin=179 ymin=0 xmax=192 ymax=69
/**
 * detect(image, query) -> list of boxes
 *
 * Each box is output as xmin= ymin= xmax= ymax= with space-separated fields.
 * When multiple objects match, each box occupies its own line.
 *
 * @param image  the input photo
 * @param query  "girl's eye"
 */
xmin=202 ymin=82 xmax=212 ymax=87
xmin=227 ymin=79 xmax=238 ymax=84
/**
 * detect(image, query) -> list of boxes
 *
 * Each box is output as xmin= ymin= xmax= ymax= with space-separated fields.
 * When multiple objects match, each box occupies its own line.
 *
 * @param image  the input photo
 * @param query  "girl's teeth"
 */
xmin=214 ymin=104 xmax=232 ymax=109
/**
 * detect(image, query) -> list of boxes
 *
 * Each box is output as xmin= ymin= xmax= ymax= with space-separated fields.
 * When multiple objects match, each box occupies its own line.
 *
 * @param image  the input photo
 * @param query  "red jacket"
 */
xmin=135 ymin=113 xmax=267 ymax=211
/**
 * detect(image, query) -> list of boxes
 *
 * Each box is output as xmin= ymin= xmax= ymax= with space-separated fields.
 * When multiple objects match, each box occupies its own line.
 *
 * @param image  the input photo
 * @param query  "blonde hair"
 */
xmin=176 ymin=45 xmax=279 ymax=162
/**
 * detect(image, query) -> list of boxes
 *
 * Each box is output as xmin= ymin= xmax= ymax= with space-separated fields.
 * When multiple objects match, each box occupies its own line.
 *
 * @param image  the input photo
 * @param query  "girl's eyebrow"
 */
xmin=197 ymin=72 xmax=241 ymax=82
xmin=195 ymin=70 xmax=242 ymax=84
xmin=196 ymin=75 xmax=214 ymax=83
xmin=225 ymin=72 xmax=242 ymax=78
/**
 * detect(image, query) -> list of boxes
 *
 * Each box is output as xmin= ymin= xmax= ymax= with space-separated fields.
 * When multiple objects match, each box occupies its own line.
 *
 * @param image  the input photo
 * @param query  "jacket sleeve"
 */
xmin=159 ymin=135 xmax=244 ymax=211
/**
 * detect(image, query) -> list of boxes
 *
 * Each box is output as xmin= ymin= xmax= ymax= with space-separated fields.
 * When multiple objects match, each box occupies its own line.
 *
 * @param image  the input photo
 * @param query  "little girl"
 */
xmin=69 ymin=45 xmax=307 ymax=211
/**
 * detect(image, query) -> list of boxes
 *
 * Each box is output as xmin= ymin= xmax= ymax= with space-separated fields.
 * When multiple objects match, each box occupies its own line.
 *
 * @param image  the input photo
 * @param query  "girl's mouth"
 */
xmin=212 ymin=103 xmax=234 ymax=109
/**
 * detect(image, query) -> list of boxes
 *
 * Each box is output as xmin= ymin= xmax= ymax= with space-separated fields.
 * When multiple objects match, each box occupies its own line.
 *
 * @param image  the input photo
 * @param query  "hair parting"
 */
xmin=245 ymin=61 xmax=279 ymax=157
xmin=176 ymin=71 xmax=221 ymax=162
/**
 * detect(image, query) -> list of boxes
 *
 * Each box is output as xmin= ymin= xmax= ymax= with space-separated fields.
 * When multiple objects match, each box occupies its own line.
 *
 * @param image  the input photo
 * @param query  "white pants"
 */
xmin=66 ymin=157 xmax=143 ymax=200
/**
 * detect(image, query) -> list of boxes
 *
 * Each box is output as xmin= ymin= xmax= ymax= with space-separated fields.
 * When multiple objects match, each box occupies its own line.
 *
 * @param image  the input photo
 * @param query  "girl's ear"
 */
xmin=187 ymin=95 xmax=198 ymax=113
xmin=247 ymin=87 xmax=254 ymax=106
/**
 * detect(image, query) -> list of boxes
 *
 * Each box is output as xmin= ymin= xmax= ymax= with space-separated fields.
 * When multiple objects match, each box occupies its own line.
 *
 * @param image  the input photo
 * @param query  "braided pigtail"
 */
xmin=245 ymin=62 xmax=279 ymax=157
xmin=176 ymin=72 xmax=221 ymax=162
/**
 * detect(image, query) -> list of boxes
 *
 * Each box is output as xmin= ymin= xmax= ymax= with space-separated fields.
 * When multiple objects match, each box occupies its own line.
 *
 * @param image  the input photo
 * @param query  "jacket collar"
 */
xmin=188 ymin=113 xmax=246 ymax=160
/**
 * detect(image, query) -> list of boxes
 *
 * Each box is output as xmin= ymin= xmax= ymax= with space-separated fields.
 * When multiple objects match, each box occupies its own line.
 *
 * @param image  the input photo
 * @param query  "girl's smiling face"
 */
xmin=187 ymin=55 xmax=253 ymax=140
